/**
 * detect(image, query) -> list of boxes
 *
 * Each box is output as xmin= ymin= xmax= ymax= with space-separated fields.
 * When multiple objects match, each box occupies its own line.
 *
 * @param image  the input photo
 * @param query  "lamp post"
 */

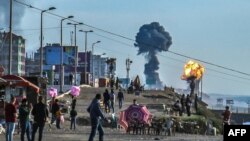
xmin=8 ymin=0 xmax=12 ymax=75
xmin=67 ymin=22 xmax=83 ymax=85
xmin=91 ymin=40 xmax=101 ymax=87
xmin=60 ymin=15 xmax=74 ymax=93
xmin=40 ymin=7 xmax=56 ymax=77
xmin=79 ymin=30 xmax=93 ymax=84
xmin=126 ymin=58 xmax=132 ymax=88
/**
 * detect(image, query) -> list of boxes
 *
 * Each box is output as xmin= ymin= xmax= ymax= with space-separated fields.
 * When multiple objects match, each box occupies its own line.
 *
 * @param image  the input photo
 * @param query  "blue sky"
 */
xmin=1 ymin=0 xmax=250 ymax=96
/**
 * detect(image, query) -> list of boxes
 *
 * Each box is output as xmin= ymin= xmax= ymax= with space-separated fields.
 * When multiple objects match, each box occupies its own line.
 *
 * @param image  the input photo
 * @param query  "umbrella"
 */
xmin=119 ymin=111 xmax=128 ymax=131
xmin=119 ymin=104 xmax=152 ymax=131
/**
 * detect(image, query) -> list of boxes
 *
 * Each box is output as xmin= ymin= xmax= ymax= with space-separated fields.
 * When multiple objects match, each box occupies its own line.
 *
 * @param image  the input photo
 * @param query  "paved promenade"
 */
xmin=1 ymin=126 xmax=223 ymax=141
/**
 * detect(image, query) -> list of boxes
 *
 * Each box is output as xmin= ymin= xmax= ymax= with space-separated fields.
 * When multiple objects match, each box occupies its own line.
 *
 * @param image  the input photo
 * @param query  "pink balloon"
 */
xmin=48 ymin=87 xmax=58 ymax=97
xmin=70 ymin=86 xmax=80 ymax=97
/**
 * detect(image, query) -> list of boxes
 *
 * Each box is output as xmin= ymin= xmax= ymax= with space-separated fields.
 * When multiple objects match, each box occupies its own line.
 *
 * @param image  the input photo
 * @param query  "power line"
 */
xmin=94 ymin=32 xmax=250 ymax=82
xmin=167 ymin=50 xmax=250 ymax=76
xmin=14 ymin=0 xmax=250 ymax=78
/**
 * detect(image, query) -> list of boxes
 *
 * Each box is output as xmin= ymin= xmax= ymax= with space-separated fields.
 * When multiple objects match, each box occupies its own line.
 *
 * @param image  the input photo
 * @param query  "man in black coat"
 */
xmin=31 ymin=96 xmax=48 ymax=141
xmin=87 ymin=93 xmax=109 ymax=141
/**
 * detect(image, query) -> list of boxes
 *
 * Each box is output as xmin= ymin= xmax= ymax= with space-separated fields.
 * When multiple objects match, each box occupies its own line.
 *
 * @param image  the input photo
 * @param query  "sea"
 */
xmin=202 ymin=93 xmax=250 ymax=113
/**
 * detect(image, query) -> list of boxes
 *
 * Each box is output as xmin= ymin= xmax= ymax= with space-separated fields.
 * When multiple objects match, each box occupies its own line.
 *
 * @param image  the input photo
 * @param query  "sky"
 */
xmin=1 ymin=0 xmax=250 ymax=96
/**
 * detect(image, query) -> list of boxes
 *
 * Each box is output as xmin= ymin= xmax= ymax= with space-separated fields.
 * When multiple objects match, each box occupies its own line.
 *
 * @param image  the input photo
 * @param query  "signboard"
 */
xmin=45 ymin=46 xmax=77 ymax=65
xmin=63 ymin=46 xmax=76 ymax=65
xmin=45 ymin=46 xmax=61 ymax=65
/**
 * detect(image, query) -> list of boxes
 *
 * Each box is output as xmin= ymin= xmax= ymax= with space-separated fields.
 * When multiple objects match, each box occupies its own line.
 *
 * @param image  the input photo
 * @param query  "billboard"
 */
xmin=45 ymin=45 xmax=77 ymax=65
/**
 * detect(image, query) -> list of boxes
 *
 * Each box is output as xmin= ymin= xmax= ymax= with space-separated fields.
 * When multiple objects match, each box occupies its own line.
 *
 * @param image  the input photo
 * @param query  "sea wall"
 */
xmin=211 ymin=109 xmax=250 ymax=124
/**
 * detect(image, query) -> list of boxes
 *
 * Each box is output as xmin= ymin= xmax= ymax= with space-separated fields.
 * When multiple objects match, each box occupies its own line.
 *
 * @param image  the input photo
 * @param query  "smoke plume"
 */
xmin=134 ymin=22 xmax=172 ymax=85
xmin=0 ymin=0 xmax=27 ymax=29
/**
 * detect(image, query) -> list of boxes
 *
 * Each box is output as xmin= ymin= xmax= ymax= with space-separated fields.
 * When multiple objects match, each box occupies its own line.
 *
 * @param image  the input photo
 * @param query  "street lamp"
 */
xmin=126 ymin=58 xmax=133 ymax=88
xmin=79 ymin=29 xmax=93 ymax=84
xmin=40 ymin=7 xmax=56 ymax=77
xmin=8 ymin=0 xmax=13 ymax=75
xmin=60 ymin=15 xmax=74 ymax=93
xmin=67 ymin=22 xmax=83 ymax=85
xmin=91 ymin=40 xmax=101 ymax=87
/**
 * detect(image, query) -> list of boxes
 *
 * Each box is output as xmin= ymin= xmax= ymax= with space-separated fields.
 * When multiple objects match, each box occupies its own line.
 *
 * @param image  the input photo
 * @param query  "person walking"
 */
xmin=50 ymin=99 xmax=60 ymax=129
xmin=70 ymin=107 xmax=77 ymax=130
xmin=109 ymin=89 xmax=115 ymax=113
xmin=87 ymin=93 xmax=109 ymax=141
xmin=103 ymin=89 xmax=110 ymax=113
xmin=31 ymin=96 xmax=49 ymax=141
xmin=222 ymin=106 xmax=231 ymax=125
xmin=117 ymin=89 xmax=124 ymax=109
xmin=221 ymin=106 xmax=231 ymax=135
xmin=5 ymin=96 xmax=17 ymax=141
xmin=19 ymin=98 xmax=32 ymax=141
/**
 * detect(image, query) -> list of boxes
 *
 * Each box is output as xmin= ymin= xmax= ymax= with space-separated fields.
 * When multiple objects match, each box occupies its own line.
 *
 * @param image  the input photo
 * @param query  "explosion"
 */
xmin=181 ymin=60 xmax=205 ymax=80
xmin=181 ymin=60 xmax=205 ymax=96
xmin=134 ymin=22 xmax=172 ymax=86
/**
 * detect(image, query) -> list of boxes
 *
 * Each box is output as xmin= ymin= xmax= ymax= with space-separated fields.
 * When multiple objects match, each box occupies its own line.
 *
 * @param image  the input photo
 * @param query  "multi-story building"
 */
xmin=91 ymin=54 xmax=109 ymax=79
xmin=0 ymin=32 xmax=25 ymax=76
xmin=25 ymin=42 xmax=110 ymax=85
xmin=25 ymin=52 xmax=40 ymax=76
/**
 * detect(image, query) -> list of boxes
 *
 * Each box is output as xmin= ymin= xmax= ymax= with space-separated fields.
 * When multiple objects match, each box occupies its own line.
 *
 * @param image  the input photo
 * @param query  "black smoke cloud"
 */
xmin=135 ymin=22 xmax=172 ymax=85
xmin=0 ymin=0 xmax=27 ymax=29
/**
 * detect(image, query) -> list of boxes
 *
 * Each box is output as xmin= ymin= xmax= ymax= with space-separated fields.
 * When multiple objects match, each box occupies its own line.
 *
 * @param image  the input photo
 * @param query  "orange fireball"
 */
xmin=181 ymin=60 xmax=205 ymax=80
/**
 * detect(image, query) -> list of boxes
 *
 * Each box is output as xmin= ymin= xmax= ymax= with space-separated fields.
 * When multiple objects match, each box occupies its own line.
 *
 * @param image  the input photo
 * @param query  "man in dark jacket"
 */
xmin=19 ymin=98 xmax=31 ymax=141
xmin=103 ymin=89 xmax=110 ymax=113
xmin=117 ymin=89 xmax=124 ymax=109
xmin=87 ymin=93 xmax=109 ymax=141
xmin=31 ymin=96 xmax=48 ymax=141
xmin=50 ymin=99 xmax=60 ymax=129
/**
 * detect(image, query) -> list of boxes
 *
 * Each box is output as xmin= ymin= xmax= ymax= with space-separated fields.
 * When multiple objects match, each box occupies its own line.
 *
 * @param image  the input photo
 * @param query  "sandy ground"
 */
xmin=1 ymin=125 xmax=223 ymax=141
xmin=0 ymin=87 xmax=224 ymax=141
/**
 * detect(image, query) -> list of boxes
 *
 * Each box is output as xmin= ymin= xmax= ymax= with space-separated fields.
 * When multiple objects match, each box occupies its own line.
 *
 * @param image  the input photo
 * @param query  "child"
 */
xmin=70 ymin=107 xmax=77 ymax=130
xmin=55 ymin=109 xmax=62 ymax=129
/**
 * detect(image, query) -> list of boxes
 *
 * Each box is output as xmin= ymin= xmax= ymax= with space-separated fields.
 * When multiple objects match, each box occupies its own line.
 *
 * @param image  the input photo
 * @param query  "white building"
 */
xmin=91 ymin=54 xmax=109 ymax=80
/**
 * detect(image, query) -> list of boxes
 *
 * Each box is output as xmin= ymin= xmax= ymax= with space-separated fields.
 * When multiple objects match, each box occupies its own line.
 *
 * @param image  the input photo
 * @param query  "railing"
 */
xmin=209 ymin=106 xmax=250 ymax=114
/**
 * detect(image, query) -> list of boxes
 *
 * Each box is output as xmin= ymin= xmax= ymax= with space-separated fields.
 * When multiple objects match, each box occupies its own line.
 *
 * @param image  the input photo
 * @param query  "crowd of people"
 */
xmin=3 ymin=87 xmax=126 ymax=141
xmin=103 ymin=88 xmax=124 ymax=114
xmin=3 ymin=86 xmax=231 ymax=141
xmin=172 ymin=94 xmax=193 ymax=117
xmin=5 ymin=95 xmax=48 ymax=141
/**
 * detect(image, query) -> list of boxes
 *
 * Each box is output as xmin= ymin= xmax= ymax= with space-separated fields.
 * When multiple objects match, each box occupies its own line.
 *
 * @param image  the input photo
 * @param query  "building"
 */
xmin=25 ymin=52 xmax=40 ymax=76
xmin=25 ymin=42 xmax=110 ymax=85
xmin=0 ymin=32 xmax=25 ymax=76
xmin=92 ymin=54 xmax=109 ymax=80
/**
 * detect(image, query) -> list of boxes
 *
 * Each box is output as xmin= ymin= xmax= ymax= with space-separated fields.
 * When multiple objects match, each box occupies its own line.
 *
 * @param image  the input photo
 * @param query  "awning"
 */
xmin=1 ymin=75 xmax=40 ymax=93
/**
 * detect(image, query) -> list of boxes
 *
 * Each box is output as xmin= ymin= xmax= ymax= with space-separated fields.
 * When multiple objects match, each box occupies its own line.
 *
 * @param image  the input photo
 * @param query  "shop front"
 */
xmin=1 ymin=75 xmax=40 ymax=105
